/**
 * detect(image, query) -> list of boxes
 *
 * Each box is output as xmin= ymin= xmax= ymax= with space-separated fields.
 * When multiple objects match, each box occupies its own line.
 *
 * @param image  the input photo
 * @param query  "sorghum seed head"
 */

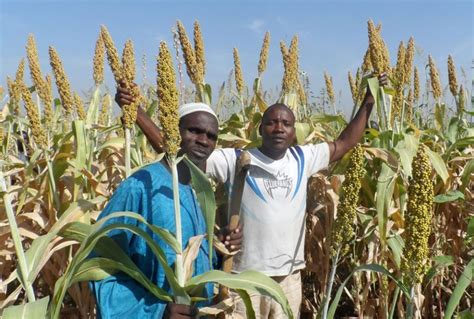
xmin=447 ymin=55 xmax=458 ymax=98
xmin=428 ymin=55 xmax=442 ymax=100
xmin=49 ymin=46 xmax=74 ymax=118
xmin=331 ymin=144 xmax=365 ymax=256
xmin=156 ymin=41 xmax=180 ymax=156
xmin=401 ymin=145 xmax=433 ymax=285
xmin=258 ymin=31 xmax=270 ymax=76
xmin=100 ymin=25 xmax=123 ymax=83
xmin=193 ymin=20 xmax=206 ymax=78
xmin=233 ymin=48 xmax=245 ymax=95
xmin=93 ymin=33 xmax=105 ymax=85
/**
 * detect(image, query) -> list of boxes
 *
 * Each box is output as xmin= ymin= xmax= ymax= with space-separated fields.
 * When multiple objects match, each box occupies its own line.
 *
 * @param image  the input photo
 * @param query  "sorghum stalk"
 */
xmin=0 ymin=167 xmax=36 ymax=302
xmin=157 ymin=41 xmax=185 ymax=300
xmin=402 ymin=145 xmax=433 ymax=318
xmin=323 ymin=145 xmax=365 ymax=319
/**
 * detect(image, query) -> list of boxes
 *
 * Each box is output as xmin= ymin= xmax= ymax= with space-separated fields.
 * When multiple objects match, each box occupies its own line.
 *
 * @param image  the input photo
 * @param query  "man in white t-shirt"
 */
xmin=115 ymin=74 xmax=386 ymax=318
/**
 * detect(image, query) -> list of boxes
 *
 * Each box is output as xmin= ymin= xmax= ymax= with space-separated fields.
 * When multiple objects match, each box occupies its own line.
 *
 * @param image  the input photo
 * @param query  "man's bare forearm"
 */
xmin=329 ymin=96 xmax=374 ymax=162
xmin=136 ymin=106 xmax=164 ymax=154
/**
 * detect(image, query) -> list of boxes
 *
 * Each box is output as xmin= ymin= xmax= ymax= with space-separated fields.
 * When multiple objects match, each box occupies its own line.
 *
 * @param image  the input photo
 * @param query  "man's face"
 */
xmin=179 ymin=111 xmax=218 ymax=166
xmin=259 ymin=106 xmax=296 ymax=155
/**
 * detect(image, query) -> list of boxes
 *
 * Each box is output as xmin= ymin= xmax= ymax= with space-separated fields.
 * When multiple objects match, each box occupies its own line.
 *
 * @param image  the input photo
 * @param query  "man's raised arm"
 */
xmin=328 ymin=74 xmax=388 ymax=163
xmin=115 ymin=81 xmax=164 ymax=154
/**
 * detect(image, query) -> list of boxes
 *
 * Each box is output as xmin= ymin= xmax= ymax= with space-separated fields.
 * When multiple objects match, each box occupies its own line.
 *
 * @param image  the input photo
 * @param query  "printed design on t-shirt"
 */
xmin=263 ymin=171 xmax=293 ymax=199
xmin=245 ymin=175 xmax=268 ymax=203
xmin=289 ymin=146 xmax=305 ymax=200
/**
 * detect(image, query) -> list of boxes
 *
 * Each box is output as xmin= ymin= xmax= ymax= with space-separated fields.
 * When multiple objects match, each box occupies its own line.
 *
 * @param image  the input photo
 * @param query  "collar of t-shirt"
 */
xmin=248 ymin=148 xmax=291 ymax=178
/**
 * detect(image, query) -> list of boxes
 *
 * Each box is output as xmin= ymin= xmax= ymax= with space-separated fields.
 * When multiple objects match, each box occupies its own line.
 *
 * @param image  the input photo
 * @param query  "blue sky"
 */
xmin=1 ymin=0 xmax=472 ymax=114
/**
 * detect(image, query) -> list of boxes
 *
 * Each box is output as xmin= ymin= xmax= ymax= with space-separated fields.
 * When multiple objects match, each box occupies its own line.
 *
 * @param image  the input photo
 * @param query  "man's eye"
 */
xmin=207 ymin=134 xmax=217 ymax=141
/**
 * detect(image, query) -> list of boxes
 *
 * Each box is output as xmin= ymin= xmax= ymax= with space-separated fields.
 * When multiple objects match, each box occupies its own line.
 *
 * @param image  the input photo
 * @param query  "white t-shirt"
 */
xmin=206 ymin=143 xmax=330 ymax=276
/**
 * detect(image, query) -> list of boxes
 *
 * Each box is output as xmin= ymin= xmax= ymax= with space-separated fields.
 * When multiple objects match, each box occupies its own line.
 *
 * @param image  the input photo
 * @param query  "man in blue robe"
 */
xmin=91 ymin=102 xmax=242 ymax=319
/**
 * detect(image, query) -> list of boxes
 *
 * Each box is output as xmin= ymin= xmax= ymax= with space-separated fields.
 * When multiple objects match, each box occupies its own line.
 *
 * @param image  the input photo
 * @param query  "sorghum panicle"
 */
xmin=348 ymin=71 xmax=358 ymax=105
xmin=193 ymin=20 xmax=206 ymax=79
xmin=100 ymin=25 xmax=123 ymax=83
xmin=404 ymin=37 xmax=415 ymax=85
xmin=233 ymin=48 xmax=245 ymax=95
xmin=156 ymin=41 xmax=180 ymax=156
xmin=7 ymin=77 xmax=20 ymax=115
xmin=401 ymin=145 xmax=433 ymax=285
xmin=288 ymin=35 xmax=300 ymax=90
xmin=367 ymin=20 xmax=385 ymax=76
xmin=394 ymin=41 xmax=406 ymax=87
xmin=20 ymin=84 xmax=47 ymax=148
xmin=297 ymin=79 xmax=307 ymax=106
xmin=324 ymin=72 xmax=335 ymax=105
xmin=26 ymin=34 xmax=51 ymax=107
xmin=73 ymin=92 xmax=86 ymax=120
xmin=428 ymin=55 xmax=442 ymax=100
xmin=280 ymin=41 xmax=291 ymax=93
xmin=447 ymin=55 xmax=458 ymax=98
xmin=406 ymin=88 xmax=414 ymax=121
xmin=43 ymin=74 xmax=54 ymax=125
xmin=258 ymin=32 xmax=270 ymax=76
xmin=49 ymin=46 xmax=74 ymax=118
xmin=331 ymin=144 xmax=365 ymax=256
xmin=122 ymin=39 xmax=136 ymax=85
xmin=361 ymin=48 xmax=372 ymax=74
xmin=413 ymin=66 xmax=420 ymax=102
xmin=177 ymin=21 xmax=202 ymax=85
xmin=457 ymin=85 xmax=465 ymax=115
xmin=93 ymin=33 xmax=105 ymax=86
xmin=99 ymin=94 xmax=112 ymax=126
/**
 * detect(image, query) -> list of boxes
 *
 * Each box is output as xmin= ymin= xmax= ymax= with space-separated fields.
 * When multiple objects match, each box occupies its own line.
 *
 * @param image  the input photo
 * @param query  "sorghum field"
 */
xmin=0 ymin=19 xmax=472 ymax=319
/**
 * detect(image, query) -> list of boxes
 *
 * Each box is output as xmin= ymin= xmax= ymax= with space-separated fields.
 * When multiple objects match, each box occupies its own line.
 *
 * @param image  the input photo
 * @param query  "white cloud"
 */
xmin=247 ymin=19 xmax=265 ymax=33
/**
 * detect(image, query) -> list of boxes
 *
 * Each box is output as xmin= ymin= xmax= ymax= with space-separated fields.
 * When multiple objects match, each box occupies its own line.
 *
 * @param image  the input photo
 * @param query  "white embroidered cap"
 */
xmin=178 ymin=102 xmax=217 ymax=120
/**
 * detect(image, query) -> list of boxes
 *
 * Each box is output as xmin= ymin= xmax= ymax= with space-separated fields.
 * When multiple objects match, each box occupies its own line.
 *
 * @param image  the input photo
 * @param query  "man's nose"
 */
xmin=273 ymin=122 xmax=284 ymax=132
xmin=196 ymin=133 xmax=210 ymax=146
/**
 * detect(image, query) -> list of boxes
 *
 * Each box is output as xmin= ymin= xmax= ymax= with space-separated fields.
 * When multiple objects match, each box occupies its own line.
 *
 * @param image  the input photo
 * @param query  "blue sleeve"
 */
xmin=91 ymin=273 xmax=166 ymax=319
xmin=91 ymin=180 xmax=167 ymax=318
